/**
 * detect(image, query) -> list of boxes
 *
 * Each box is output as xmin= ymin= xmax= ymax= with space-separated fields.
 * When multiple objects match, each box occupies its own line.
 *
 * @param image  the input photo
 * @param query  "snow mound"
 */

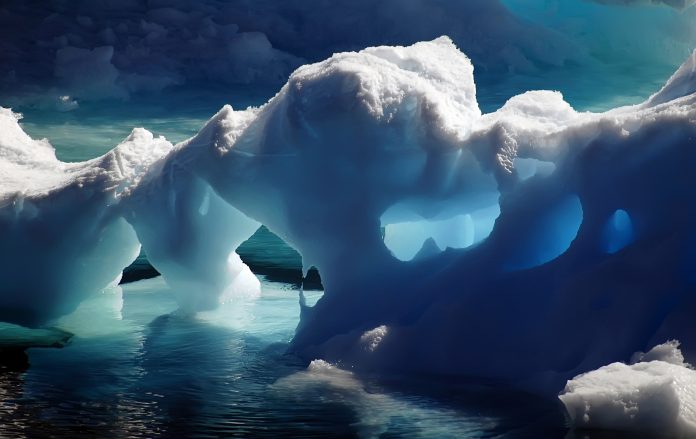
xmin=560 ymin=341 xmax=696 ymax=437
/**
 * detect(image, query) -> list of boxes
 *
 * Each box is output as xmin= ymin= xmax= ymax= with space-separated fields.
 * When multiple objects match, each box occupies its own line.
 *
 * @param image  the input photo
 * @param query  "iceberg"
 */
xmin=1 ymin=37 xmax=696 ymax=404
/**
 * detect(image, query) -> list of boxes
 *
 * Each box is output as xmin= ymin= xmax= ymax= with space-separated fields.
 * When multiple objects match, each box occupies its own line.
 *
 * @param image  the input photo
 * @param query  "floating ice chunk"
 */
xmin=560 ymin=341 xmax=696 ymax=436
xmin=56 ymin=95 xmax=78 ymax=112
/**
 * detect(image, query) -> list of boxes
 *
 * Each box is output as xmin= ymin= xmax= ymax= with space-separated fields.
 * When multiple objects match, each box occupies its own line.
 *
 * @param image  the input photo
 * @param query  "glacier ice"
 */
xmin=1 ymin=36 xmax=696 ymax=410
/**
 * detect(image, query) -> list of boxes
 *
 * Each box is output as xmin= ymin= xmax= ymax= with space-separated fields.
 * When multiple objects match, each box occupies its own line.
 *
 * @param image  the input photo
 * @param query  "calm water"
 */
xmin=1 ymin=277 xmax=571 ymax=438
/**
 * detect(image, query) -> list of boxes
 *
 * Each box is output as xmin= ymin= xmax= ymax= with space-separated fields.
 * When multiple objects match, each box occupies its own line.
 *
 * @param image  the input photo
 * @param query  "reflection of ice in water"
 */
xmin=272 ymin=359 xmax=497 ymax=439
xmin=54 ymin=285 xmax=127 ymax=337
xmin=5 ymin=276 xmax=547 ymax=437
xmin=51 ymin=275 xmax=324 ymax=339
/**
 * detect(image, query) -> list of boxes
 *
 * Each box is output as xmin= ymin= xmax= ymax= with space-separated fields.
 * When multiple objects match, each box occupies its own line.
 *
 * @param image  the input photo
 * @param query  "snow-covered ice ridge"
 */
xmin=2 ymin=37 xmax=696 ymax=398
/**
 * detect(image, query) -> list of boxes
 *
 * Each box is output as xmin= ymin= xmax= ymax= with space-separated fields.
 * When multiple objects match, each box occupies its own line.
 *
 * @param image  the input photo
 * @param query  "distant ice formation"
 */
xmin=4 ymin=0 xmax=695 ymax=109
xmin=1 ymin=38 xmax=696 ymax=413
xmin=0 ymin=0 xmax=572 ymax=107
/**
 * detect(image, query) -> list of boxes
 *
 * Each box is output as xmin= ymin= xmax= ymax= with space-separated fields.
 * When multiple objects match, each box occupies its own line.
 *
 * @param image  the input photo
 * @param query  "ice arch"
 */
xmin=1 ymin=38 xmax=696 ymax=399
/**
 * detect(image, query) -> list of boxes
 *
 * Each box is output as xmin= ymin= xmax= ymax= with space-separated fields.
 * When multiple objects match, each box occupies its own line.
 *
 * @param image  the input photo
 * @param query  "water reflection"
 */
xmin=0 ymin=277 xmax=666 ymax=438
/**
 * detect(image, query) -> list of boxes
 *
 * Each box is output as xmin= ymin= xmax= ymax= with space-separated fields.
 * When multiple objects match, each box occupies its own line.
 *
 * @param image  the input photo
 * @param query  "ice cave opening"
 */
xmin=381 ymin=204 xmax=501 ymax=262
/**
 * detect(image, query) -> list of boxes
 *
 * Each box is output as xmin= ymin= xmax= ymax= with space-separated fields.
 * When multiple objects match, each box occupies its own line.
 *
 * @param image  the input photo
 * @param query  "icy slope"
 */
xmin=1 ymin=38 xmax=696 ymax=403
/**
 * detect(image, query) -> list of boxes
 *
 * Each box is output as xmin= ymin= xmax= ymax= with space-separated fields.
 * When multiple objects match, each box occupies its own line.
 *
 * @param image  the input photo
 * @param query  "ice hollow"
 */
xmin=1 ymin=38 xmax=696 ymax=409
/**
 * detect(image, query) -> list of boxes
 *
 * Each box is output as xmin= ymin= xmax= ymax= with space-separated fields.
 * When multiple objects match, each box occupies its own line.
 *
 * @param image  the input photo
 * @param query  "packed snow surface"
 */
xmin=2 ymin=38 xmax=696 ymax=414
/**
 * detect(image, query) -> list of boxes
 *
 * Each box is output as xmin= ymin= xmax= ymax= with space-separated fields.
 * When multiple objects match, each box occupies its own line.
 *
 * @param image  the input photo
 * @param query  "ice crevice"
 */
xmin=2 ymin=37 xmax=696 ymax=406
